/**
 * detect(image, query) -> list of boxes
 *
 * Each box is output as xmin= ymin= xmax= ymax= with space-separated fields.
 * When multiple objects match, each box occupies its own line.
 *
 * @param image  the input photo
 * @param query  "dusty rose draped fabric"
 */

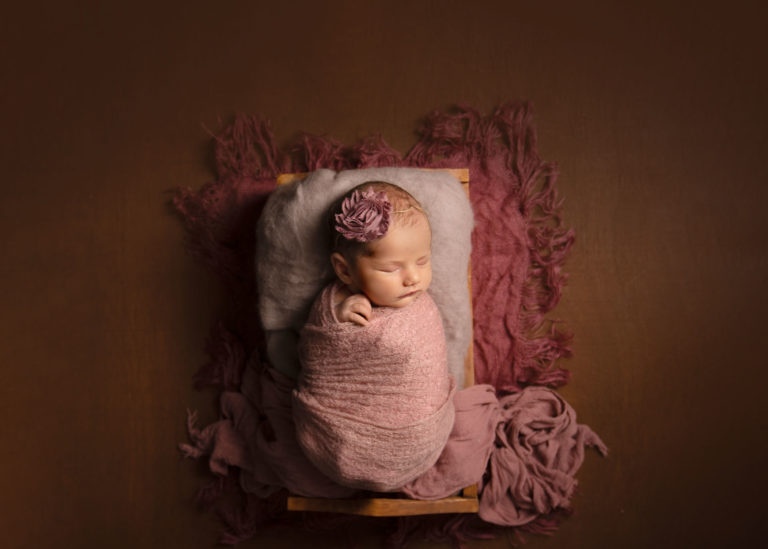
xmin=477 ymin=387 xmax=607 ymax=525
xmin=407 ymin=384 xmax=608 ymax=524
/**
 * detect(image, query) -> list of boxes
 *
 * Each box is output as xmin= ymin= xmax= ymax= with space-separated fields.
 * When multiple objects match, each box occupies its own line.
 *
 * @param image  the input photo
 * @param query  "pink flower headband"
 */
xmin=334 ymin=188 xmax=392 ymax=242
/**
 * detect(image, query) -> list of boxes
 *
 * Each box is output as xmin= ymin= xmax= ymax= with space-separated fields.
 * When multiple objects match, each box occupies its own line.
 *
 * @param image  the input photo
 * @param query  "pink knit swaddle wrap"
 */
xmin=293 ymin=282 xmax=456 ymax=491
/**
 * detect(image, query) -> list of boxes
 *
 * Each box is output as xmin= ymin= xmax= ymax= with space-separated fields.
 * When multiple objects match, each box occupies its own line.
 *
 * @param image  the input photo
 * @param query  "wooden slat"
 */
xmin=419 ymin=167 xmax=469 ymax=183
xmin=287 ymin=494 xmax=479 ymax=516
xmin=462 ymin=178 xmax=474 ymax=388
xmin=275 ymin=172 xmax=305 ymax=186
xmin=276 ymin=168 xmax=469 ymax=186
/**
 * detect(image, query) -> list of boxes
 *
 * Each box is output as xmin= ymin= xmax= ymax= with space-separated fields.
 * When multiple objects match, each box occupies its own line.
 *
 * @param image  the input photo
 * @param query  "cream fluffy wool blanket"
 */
xmin=292 ymin=282 xmax=456 ymax=491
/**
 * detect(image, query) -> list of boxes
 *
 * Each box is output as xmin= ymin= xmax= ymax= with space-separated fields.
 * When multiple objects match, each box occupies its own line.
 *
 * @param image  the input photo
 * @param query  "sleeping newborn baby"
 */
xmin=292 ymin=182 xmax=456 ymax=492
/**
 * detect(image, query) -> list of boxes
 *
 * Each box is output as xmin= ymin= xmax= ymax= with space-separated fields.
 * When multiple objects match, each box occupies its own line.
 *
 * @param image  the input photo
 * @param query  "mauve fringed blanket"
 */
xmin=174 ymin=103 xmax=604 ymax=545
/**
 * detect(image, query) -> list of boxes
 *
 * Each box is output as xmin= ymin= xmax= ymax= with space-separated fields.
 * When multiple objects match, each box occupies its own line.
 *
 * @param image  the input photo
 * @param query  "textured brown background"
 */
xmin=2 ymin=1 xmax=766 ymax=547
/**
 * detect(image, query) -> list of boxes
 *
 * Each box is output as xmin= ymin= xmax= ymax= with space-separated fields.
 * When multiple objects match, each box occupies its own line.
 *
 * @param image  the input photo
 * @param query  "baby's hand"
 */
xmin=336 ymin=293 xmax=372 ymax=327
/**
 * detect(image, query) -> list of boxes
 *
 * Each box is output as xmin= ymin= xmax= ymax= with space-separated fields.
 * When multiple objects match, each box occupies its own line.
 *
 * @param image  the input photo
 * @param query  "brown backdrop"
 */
xmin=2 ymin=1 xmax=766 ymax=547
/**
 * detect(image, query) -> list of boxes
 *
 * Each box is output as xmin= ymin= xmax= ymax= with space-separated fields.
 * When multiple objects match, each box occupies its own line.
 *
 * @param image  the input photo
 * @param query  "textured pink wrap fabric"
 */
xmin=293 ymin=282 xmax=456 ymax=491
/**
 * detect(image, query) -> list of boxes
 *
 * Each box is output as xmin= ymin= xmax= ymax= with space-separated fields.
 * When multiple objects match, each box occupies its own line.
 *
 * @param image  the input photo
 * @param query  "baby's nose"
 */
xmin=403 ymin=267 xmax=420 ymax=285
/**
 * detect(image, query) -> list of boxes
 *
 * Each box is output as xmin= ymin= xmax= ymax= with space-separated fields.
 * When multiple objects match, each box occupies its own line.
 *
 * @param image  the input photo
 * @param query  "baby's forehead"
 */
xmin=364 ymin=220 xmax=431 ymax=257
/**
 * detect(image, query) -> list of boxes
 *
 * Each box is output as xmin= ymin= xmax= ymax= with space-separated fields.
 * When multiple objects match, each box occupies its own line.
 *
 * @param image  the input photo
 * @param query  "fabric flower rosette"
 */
xmin=334 ymin=189 xmax=392 ymax=242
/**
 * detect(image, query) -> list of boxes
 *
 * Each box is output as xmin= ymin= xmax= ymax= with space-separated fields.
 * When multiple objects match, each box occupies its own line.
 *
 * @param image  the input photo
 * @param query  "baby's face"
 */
xmin=349 ymin=215 xmax=432 ymax=308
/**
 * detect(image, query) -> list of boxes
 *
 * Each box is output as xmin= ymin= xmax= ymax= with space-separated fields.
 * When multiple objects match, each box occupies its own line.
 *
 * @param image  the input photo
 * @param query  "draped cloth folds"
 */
xmin=477 ymin=387 xmax=607 ymax=525
xmin=400 ymin=385 xmax=608 ymax=524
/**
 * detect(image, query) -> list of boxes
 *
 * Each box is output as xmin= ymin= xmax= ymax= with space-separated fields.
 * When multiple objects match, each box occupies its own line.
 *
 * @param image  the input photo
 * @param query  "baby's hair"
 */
xmin=328 ymin=181 xmax=428 ymax=263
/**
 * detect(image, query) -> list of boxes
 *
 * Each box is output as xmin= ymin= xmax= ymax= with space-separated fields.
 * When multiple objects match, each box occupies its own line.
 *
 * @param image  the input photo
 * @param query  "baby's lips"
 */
xmin=399 ymin=289 xmax=421 ymax=299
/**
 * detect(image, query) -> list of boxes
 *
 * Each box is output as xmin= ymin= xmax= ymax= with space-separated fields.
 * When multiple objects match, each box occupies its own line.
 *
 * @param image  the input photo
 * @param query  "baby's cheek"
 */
xmin=423 ymin=269 xmax=433 ymax=288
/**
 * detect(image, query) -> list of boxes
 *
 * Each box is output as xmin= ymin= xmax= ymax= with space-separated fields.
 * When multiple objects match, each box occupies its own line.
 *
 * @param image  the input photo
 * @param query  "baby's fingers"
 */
xmin=349 ymin=313 xmax=369 ymax=327
xmin=349 ymin=300 xmax=372 ymax=320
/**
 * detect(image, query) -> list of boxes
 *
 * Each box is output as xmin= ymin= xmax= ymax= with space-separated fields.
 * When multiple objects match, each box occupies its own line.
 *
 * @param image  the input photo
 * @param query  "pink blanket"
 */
xmin=293 ymin=283 xmax=456 ymax=491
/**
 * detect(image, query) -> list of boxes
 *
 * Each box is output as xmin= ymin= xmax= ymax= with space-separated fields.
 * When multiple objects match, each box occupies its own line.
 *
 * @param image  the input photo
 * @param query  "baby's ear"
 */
xmin=331 ymin=253 xmax=354 ymax=285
